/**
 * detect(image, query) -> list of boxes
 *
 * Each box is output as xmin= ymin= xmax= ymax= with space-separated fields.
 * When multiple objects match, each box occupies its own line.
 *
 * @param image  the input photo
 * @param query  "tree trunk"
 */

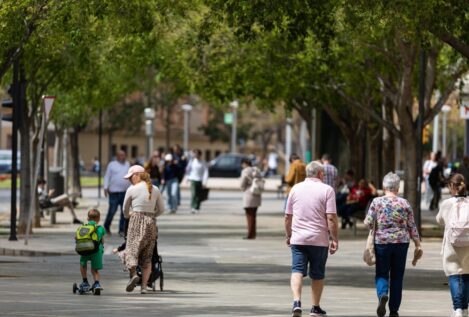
xmin=402 ymin=131 xmax=418 ymax=211
xmin=367 ymin=127 xmax=382 ymax=187
xmin=18 ymin=71 xmax=31 ymax=234
xmin=69 ymin=127 xmax=82 ymax=198
xmin=53 ymin=125 xmax=63 ymax=167
xmin=382 ymin=103 xmax=395 ymax=175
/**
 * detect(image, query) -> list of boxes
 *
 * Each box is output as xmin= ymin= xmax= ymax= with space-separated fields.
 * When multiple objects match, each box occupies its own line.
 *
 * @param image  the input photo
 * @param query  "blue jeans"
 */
xmin=375 ymin=243 xmax=409 ymax=313
xmin=165 ymin=178 xmax=179 ymax=211
xmin=104 ymin=192 xmax=126 ymax=233
xmin=449 ymin=274 xmax=469 ymax=310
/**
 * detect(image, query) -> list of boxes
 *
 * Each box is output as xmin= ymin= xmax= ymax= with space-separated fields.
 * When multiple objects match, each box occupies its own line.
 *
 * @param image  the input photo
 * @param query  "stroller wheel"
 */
xmin=73 ymin=283 xmax=78 ymax=294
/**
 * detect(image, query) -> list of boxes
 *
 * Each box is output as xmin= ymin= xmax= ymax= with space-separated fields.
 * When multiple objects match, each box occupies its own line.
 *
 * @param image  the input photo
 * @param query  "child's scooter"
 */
xmin=72 ymin=282 xmax=101 ymax=295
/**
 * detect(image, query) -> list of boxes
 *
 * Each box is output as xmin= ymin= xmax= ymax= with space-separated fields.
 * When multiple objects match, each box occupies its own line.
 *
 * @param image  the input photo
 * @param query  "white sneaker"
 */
xmin=452 ymin=309 xmax=464 ymax=317
xmin=463 ymin=309 xmax=468 ymax=317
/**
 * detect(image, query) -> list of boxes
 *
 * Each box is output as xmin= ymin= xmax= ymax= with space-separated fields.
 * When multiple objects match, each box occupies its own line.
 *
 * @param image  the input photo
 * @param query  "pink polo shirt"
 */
xmin=285 ymin=177 xmax=336 ymax=247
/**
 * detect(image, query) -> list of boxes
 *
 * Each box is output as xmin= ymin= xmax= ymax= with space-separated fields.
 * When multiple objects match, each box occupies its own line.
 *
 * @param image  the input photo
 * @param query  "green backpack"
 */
xmin=75 ymin=224 xmax=100 ymax=256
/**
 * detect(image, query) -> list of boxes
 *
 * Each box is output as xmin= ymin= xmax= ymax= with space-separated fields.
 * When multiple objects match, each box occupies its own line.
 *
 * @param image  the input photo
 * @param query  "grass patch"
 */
xmin=0 ymin=175 xmax=103 ymax=189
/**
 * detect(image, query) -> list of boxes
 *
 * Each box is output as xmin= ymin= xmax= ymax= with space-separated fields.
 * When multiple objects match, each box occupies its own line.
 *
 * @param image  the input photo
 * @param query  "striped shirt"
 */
xmin=323 ymin=163 xmax=338 ymax=191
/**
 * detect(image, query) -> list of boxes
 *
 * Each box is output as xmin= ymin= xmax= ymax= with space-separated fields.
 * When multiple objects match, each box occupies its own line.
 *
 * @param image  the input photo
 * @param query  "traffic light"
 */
xmin=422 ymin=125 xmax=430 ymax=144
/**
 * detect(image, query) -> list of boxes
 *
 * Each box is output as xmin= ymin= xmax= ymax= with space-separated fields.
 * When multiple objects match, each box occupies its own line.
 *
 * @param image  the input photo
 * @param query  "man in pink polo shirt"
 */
xmin=285 ymin=161 xmax=339 ymax=317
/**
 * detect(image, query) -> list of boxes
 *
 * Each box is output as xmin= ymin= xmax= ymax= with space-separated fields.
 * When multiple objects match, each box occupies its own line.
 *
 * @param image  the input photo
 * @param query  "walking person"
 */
xmin=144 ymin=151 xmax=162 ymax=187
xmin=365 ymin=172 xmax=422 ymax=317
xmin=436 ymin=173 xmax=469 ymax=317
xmin=285 ymin=161 xmax=339 ymax=317
xmin=162 ymin=153 xmax=180 ymax=213
xmin=122 ymin=165 xmax=164 ymax=294
xmin=423 ymin=152 xmax=437 ymax=206
xmin=103 ymin=150 xmax=130 ymax=235
xmin=186 ymin=149 xmax=208 ymax=214
xmin=429 ymin=151 xmax=445 ymax=211
xmin=240 ymin=158 xmax=264 ymax=239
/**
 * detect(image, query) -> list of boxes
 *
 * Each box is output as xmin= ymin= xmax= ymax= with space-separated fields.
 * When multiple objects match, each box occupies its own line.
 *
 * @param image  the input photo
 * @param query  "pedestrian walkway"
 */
xmin=0 ymin=189 xmax=453 ymax=316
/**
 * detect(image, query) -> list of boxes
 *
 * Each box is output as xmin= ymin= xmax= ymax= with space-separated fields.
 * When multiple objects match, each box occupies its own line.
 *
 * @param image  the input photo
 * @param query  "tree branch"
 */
xmin=437 ymin=32 xmax=469 ymax=60
xmin=335 ymin=87 xmax=402 ymax=139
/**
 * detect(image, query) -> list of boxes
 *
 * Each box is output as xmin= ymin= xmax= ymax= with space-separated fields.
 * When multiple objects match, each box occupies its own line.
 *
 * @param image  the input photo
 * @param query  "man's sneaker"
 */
xmin=141 ymin=287 xmax=149 ymax=294
xmin=453 ymin=309 xmax=464 ymax=317
xmin=291 ymin=300 xmax=301 ymax=317
xmin=377 ymin=294 xmax=388 ymax=317
xmin=93 ymin=281 xmax=102 ymax=290
xmin=389 ymin=312 xmax=399 ymax=317
xmin=310 ymin=306 xmax=327 ymax=317
xmin=126 ymin=275 xmax=139 ymax=292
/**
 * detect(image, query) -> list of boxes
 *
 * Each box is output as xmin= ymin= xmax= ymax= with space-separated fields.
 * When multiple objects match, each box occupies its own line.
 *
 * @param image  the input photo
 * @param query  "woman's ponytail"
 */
xmin=139 ymin=172 xmax=153 ymax=200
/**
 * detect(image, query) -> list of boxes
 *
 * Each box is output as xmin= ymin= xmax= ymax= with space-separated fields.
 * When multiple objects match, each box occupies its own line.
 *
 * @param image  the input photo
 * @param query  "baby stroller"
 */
xmin=119 ymin=219 xmax=164 ymax=291
xmin=136 ymin=241 xmax=164 ymax=291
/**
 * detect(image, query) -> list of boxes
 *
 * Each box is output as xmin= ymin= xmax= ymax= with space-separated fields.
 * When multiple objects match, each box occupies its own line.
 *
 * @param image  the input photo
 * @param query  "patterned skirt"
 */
xmin=124 ymin=213 xmax=157 ymax=270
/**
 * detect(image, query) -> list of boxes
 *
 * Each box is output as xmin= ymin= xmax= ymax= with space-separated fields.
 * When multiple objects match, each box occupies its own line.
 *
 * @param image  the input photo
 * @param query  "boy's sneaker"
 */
xmin=377 ymin=294 xmax=388 ymax=317
xmin=126 ymin=275 xmax=139 ymax=292
xmin=291 ymin=300 xmax=301 ymax=317
xmin=93 ymin=281 xmax=102 ymax=290
xmin=310 ymin=306 xmax=327 ymax=317
xmin=453 ymin=309 xmax=464 ymax=317
xmin=79 ymin=281 xmax=90 ymax=292
xmin=389 ymin=312 xmax=399 ymax=317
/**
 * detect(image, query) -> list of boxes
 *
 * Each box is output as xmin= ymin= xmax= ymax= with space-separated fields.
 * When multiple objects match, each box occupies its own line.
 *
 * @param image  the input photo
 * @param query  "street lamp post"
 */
xmin=144 ymin=108 xmax=155 ymax=159
xmin=230 ymin=100 xmax=239 ymax=153
xmin=441 ymin=104 xmax=452 ymax=158
xmin=181 ymin=104 xmax=193 ymax=154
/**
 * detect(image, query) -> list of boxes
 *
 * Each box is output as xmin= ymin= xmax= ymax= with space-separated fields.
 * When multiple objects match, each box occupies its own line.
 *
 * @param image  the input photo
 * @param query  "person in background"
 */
xmin=162 ymin=153 xmax=180 ymax=213
xmin=37 ymin=179 xmax=82 ymax=224
xmin=284 ymin=153 xmax=307 ymax=201
xmin=91 ymin=157 xmax=100 ymax=173
xmin=423 ymin=152 xmax=437 ymax=206
xmin=336 ymin=169 xmax=356 ymax=212
xmin=365 ymin=172 xmax=421 ymax=317
xmin=267 ymin=150 xmax=279 ymax=176
xmin=338 ymin=179 xmax=375 ymax=229
xmin=103 ymin=150 xmax=130 ymax=235
xmin=144 ymin=151 xmax=162 ymax=187
xmin=429 ymin=151 xmax=445 ymax=211
xmin=172 ymin=145 xmax=187 ymax=207
xmin=321 ymin=153 xmax=339 ymax=191
xmin=240 ymin=158 xmax=263 ymax=239
xmin=186 ymin=149 xmax=208 ymax=214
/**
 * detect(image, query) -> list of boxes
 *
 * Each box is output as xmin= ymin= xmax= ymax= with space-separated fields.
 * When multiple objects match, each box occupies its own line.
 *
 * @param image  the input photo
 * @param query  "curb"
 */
xmin=0 ymin=247 xmax=73 ymax=257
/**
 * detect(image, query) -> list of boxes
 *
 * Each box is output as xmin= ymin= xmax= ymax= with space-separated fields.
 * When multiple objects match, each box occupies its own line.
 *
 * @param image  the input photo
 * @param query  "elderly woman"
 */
xmin=123 ymin=165 xmax=164 ymax=294
xmin=436 ymin=173 xmax=469 ymax=317
xmin=240 ymin=158 xmax=263 ymax=239
xmin=364 ymin=172 xmax=422 ymax=317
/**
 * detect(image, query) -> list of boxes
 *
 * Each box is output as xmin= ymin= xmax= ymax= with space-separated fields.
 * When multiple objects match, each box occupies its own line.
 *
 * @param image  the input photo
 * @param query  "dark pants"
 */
xmin=449 ymin=274 xmax=469 ymax=310
xmin=191 ymin=180 xmax=203 ymax=210
xmin=245 ymin=208 xmax=257 ymax=239
xmin=375 ymin=243 xmax=409 ymax=313
xmin=104 ymin=192 xmax=126 ymax=233
xmin=430 ymin=185 xmax=441 ymax=210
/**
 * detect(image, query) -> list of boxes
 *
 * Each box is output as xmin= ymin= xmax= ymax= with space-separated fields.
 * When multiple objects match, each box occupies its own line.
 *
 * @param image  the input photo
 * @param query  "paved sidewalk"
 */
xmin=0 ymin=189 xmax=453 ymax=316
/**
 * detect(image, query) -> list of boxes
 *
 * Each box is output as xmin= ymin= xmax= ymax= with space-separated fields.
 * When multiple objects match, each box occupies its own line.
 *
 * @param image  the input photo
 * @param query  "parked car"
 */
xmin=0 ymin=149 xmax=20 ymax=174
xmin=208 ymin=153 xmax=249 ymax=178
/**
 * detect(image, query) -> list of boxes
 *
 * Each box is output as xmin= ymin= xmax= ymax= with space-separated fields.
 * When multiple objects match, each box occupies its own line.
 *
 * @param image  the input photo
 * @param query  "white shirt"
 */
xmin=103 ymin=160 xmax=130 ymax=193
xmin=186 ymin=158 xmax=208 ymax=184
xmin=123 ymin=182 xmax=164 ymax=218
xmin=268 ymin=152 xmax=278 ymax=169
xmin=423 ymin=160 xmax=437 ymax=179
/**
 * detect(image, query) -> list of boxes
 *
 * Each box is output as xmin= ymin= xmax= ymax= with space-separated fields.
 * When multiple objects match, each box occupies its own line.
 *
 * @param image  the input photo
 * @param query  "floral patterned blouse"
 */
xmin=364 ymin=195 xmax=420 ymax=244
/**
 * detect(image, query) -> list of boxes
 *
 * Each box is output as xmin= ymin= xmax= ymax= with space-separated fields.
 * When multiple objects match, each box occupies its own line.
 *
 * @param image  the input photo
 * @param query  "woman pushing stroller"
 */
xmin=121 ymin=165 xmax=164 ymax=294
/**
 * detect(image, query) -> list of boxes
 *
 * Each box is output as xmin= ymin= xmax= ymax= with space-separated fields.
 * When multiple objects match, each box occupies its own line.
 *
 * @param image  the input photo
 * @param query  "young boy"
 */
xmin=79 ymin=209 xmax=105 ymax=292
